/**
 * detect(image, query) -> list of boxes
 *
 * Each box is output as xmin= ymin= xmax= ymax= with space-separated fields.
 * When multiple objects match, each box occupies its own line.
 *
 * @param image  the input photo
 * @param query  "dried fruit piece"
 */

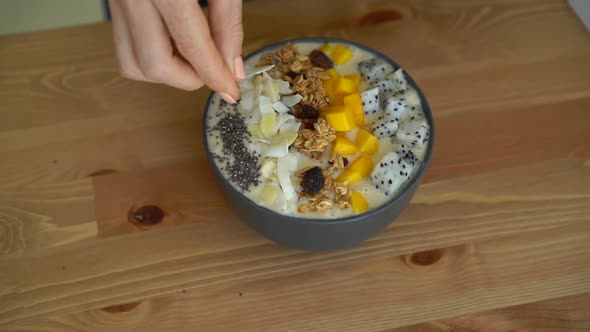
xmin=301 ymin=118 xmax=318 ymax=129
xmin=310 ymin=49 xmax=334 ymax=69
xmin=293 ymin=104 xmax=319 ymax=119
xmin=300 ymin=166 xmax=325 ymax=196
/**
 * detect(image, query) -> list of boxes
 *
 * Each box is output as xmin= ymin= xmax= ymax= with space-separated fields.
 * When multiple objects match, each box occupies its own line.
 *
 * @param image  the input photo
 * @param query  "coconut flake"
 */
xmin=260 ymin=112 xmax=279 ymax=137
xmin=277 ymin=79 xmax=293 ymax=94
xmin=258 ymin=95 xmax=274 ymax=115
xmin=277 ymin=113 xmax=295 ymax=128
xmin=277 ymin=154 xmax=298 ymax=202
xmin=263 ymin=139 xmax=289 ymax=158
xmin=246 ymin=64 xmax=275 ymax=79
xmin=280 ymin=121 xmax=301 ymax=134
xmin=260 ymin=158 xmax=277 ymax=179
xmin=272 ymin=101 xmax=290 ymax=114
xmin=239 ymin=90 xmax=255 ymax=112
xmin=262 ymin=73 xmax=279 ymax=102
xmin=281 ymin=94 xmax=303 ymax=107
xmin=239 ymin=79 xmax=254 ymax=92
xmin=244 ymin=109 xmax=261 ymax=124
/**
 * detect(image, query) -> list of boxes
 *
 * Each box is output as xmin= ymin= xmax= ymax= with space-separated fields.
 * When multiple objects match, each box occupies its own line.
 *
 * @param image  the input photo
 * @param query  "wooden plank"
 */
xmin=0 ymin=0 xmax=589 ymax=330
xmin=0 ymin=51 xmax=587 ymax=254
xmin=1 ymin=222 xmax=588 ymax=331
xmin=387 ymin=293 xmax=590 ymax=332
xmin=0 ymin=158 xmax=588 ymax=324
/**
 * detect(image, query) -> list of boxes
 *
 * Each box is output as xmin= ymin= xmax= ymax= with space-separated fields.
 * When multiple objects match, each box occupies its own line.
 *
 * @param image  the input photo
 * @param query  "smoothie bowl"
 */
xmin=203 ymin=38 xmax=434 ymax=251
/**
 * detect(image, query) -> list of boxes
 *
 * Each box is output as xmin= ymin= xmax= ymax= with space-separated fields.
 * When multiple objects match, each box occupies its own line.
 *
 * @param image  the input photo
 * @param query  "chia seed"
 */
xmin=211 ymin=112 xmax=260 ymax=191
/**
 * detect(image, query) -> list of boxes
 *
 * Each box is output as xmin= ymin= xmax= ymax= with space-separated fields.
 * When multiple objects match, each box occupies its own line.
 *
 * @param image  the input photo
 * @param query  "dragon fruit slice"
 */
xmin=358 ymin=58 xmax=394 ymax=85
xmin=374 ymin=79 xmax=397 ymax=95
xmin=386 ymin=68 xmax=408 ymax=92
xmin=396 ymin=144 xmax=421 ymax=166
xmin=383 ymin=96 xmax=408 ymax=120
xmin=361 ymin=87 xmax=380 ymax=116
xmin=371 ymin=114 xmax=399 ymax=138
xmin=395 ymin=119 xmax=430 ymax=148
xmin=370 ymin=151 xmax=415 ymax=196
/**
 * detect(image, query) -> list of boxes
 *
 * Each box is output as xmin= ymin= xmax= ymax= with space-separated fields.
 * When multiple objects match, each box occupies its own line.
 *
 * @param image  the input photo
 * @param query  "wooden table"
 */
xmin=1 ymin=0 xmax=589 ymax=330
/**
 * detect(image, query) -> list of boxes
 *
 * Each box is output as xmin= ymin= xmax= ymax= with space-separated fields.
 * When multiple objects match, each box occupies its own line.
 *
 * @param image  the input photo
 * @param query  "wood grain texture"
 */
xmin=387 ymin=293 xmax=590 ymax=332
xmin=0 ymin=0 xmax=589 ymax=330
xmin=2 ymin=222 xmax=589 ymax=331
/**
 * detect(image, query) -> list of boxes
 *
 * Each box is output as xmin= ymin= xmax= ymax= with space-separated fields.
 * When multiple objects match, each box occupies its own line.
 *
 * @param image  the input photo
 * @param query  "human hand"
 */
xmin=108 ymin=0 xmax=244 ymax=103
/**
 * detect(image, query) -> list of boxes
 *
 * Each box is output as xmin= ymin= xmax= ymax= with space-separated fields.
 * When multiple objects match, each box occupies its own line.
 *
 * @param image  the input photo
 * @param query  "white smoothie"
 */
xmin=206 ymin=41 xmax=430 ymax=219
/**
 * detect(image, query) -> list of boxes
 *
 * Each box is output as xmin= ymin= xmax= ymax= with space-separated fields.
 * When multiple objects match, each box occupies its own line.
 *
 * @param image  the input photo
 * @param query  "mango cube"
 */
xmin=336 ymin=168 xmax=363 ymax=185
xmin=332 ymin=136 xmax=357 ymax=156
xmin=332 ymin=78 xmax=356 ymax=96
xmin=319 ymin=43 xmax=334 ymax=55
xmin=350 ymin=191 xmax=369 ymax=214
xmin=325 ymin=68 xmax=340 ymax=80
xmin=342 ymin=93 xmax=364 ymax=125
xmin=324 ymin=105 xmax=357 ymax=132
xmin=331 ymin=45 xmax=353 ymax=65
xmin=344 ymin=73 xmax=362 ymax=87
xmin=355 ymin=128 xmax=379 ymax=155
xmin=348 ymin=155 xmax=374 ymax=177
xmin=332 ymin=95 xmax=345 ymax=105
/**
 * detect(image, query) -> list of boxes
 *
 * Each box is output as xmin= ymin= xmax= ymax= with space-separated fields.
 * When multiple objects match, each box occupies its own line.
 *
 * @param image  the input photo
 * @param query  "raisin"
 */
xmin=301 ymin=118 xmax=317 ymax=129
xmin=285 ymin=71 xmax=298 ymax=79
xmin=310 ymin=50 xmax=334 ymax=69
xmin=293 ymin=105 xmax=319 ymax=119
xmin=343 ymin=158 xmax=349 ymax=167
xmin=301 ymin=166 xmax=325 ymax=195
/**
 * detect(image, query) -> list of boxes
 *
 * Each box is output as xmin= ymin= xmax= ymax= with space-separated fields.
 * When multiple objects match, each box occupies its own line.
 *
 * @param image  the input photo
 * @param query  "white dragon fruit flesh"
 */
xmin=383 ymin=96 xmax=408 ymax=121
xmin=358 ymin=58 xmax=394 ymax=85
xmin=386 ymin=68 xmax=408 ymax=92
xmin=371 ymin=114 xmax=399 ymax=138
xmin=374 ymin=79 xmax=397 ymax=95
xmin=395 ymin=119 xmax=430 ymax=148
xmin=370 ymin=151 xmax=416 ymax=196
xmin=396 ymin=144 xmax=421 ymax=166
xmin=361 ymin=87 xmax=380 ymax=116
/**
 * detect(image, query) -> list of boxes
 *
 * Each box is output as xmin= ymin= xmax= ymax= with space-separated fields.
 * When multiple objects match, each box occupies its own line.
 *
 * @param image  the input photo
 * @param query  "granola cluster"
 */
xmin=292 ymin=118 xmax=336 ymax=160
xmin=258 ymin=44 xmax=331 ymax=110
xmin=291 ymin=68 xmax=332 ymax=110
xmin=298 ymin=154 xmax=351 ymax=214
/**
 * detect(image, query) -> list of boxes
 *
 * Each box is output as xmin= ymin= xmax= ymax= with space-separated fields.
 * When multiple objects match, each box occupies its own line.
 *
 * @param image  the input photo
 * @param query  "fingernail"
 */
xmin=219 ymin=92 xmax=237 ymax=104
xmin=234 ymin=56 xmax=246 ymax=81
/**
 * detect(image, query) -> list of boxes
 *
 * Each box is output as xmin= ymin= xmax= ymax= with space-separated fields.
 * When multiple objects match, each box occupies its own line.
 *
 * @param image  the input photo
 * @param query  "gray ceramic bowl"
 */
xmin=203 ymin=38 xmax=434 ymax=251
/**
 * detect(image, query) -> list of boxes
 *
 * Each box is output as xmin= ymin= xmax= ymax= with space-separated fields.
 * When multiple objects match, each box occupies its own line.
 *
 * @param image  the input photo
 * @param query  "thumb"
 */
xmin=208 ymin=0 xmax=245 ymax=80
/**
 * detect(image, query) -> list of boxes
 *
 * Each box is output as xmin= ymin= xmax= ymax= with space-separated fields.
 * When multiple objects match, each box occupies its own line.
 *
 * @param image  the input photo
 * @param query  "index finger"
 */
xmin=154 ymin=0 xmax=239 ymax=102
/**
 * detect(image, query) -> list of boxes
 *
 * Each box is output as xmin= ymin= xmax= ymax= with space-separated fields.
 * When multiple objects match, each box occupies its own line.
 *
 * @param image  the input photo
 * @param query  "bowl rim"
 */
xmin=202 ymin=37 xmax=435 ymax=225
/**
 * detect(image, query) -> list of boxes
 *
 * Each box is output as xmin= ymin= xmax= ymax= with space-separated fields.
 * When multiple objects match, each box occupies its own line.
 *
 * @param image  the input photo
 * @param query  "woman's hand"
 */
xmin=108 ymin=0 xmax=244 ymax=103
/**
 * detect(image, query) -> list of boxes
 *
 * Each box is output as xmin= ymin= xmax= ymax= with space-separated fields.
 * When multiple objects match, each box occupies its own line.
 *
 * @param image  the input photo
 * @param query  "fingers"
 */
xmin=108 ymin=0 xmax=149 ymax=81
xmin=118 ymin=0 xmax=203 ymax=91
xmin=154 ymin=0 xmax=239 ymax=102
xmin=208 ymin=0 xmax=245 ymax=80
